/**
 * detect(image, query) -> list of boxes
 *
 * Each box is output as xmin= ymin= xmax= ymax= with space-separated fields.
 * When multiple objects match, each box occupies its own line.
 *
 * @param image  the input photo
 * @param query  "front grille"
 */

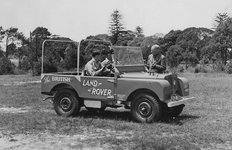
xmin=164 ymin=74 xmax=180 ymax=95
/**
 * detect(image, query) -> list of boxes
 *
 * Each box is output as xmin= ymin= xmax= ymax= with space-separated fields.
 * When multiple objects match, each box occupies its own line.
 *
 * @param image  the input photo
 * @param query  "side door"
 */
xmin=79 ymin=76 xmax=115 ymax=100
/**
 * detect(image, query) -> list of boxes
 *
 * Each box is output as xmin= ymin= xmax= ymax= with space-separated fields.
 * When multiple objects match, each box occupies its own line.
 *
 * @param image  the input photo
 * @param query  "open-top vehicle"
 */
xmin=41 ymin=40 xmax=195 ymax=123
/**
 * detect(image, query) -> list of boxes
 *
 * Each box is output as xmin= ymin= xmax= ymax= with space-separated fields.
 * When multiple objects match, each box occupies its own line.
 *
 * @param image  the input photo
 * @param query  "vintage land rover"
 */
xmin=41 ymin=40 xmax=195 ymax=123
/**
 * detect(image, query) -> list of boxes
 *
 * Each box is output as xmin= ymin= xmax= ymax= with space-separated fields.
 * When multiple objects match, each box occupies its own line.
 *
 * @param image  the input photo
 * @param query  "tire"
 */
xmin=53 ymin=89 xmax=80 ymax=117
xmin=131 ymin=94 xmax=161 ymax=123
xmin=164 ymin=104 xmax=185 ymax=117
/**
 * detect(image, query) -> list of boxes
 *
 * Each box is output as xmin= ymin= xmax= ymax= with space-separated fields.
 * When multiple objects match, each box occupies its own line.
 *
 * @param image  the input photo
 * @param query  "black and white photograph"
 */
xmin=0 ymin=0 xmax=232 ymax=149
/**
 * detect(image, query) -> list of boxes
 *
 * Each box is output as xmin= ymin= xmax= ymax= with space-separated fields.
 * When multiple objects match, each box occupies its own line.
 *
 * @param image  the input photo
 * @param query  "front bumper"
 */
xmin=167 ymin=96 xmax=196 ymax=107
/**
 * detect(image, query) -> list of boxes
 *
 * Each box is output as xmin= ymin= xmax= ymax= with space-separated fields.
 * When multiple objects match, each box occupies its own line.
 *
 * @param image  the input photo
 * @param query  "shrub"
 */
xmin=13 ymin=68 xmax=27 ymax=75
xmin=177 ymin=65 xmax=184 ymax=73
xmin=200 ymin=66 xmax=208 ymax=73
xmin=166 ymin=45 xmax=182 ymax=69
xmin=61 ymin=48 xmax=77 ymax=70
xmin=0 ymin=56 xmax=14 ymax=75
xmin=33 ymin=59 xmax=58 ymax=76
xmin=213 ymin=61 xmax=224 ymax=72
xmin=43 ymin=61 xmax=58 ymax=74
xmin=34 ymin=61 xmax=41 ymax=76
xmin=225 ymin=61 xmax=232 ymax=74
xmin=194 ymin=66 xmax=200 ymax=73
xmin=19 ymin=57 xmax=31 ymax=71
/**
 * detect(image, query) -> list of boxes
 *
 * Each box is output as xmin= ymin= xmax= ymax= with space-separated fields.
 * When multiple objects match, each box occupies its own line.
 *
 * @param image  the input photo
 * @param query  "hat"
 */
xmin=151 ymin=44 xmax=160 ymax=52
xmin=92 ymin=50 xmax=100 ymax=57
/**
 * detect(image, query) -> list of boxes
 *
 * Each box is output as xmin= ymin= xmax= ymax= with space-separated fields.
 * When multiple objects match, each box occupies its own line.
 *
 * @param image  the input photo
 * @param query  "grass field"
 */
xmin=0 ymin=73 xmax=232 ymax=149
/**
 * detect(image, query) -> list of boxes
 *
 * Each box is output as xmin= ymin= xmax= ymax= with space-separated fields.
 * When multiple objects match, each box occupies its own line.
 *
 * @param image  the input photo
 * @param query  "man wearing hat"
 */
xmin=84 ymin=50 xmax=109 ymax=76
xmin=147 ymin=44 xmax=166 ymax=73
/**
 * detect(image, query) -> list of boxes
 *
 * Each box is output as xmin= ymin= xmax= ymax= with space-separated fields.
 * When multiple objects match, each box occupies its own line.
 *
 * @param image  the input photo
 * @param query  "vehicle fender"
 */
xmin=177 ymin=77 xmax=189 ymax=96
xmin=117 ymin=78 xmax=171 ymax=102
xmin=41 ymin=74 xmax=81 ymax=95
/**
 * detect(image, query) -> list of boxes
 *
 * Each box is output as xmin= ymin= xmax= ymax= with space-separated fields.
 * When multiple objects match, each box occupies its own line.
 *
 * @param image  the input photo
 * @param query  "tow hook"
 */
xmin=43 ymin=96 xmax=54 ymax=104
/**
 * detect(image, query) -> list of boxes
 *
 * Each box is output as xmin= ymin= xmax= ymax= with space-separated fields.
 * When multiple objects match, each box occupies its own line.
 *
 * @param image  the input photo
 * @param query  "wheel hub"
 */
xmin=60 ymin=97 xmax=72 ymax=110
xmin=138 ymin=102 xmax=151 ymax=117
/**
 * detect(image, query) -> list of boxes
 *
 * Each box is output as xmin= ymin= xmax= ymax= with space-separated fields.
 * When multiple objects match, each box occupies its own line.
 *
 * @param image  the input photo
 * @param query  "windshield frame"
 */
xmin=111 ymin=46 xmax=144 ymax=66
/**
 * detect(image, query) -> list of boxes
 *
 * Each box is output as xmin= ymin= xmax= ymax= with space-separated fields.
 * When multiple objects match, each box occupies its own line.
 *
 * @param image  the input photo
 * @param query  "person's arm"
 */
xmin=152 ymin=56 xmax=166 ymax=72
xmin=92 ymin=68 xmax=104 ymax=76
xmin=85 ymin=63 xmax=105 ymax=76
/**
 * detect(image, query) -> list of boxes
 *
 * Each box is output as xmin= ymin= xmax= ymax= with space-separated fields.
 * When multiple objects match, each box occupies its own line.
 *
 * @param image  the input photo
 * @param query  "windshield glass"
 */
xmin=112 ymin=46 xmax=144 ymax=65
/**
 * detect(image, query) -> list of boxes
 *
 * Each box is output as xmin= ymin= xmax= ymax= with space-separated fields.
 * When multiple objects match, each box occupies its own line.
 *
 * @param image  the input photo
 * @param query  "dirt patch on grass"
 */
xmin=0 ymin=81 xmax=40 ymax=86
xmin=0 ymin=106 xmax=31 ymax=114
xmin=0 ymin=106 xmax=54 ymax=114
xmin=0 ymin=133 xmax=106 ymax=150
xmin=0 ymin=128 xmax=134 ymax=150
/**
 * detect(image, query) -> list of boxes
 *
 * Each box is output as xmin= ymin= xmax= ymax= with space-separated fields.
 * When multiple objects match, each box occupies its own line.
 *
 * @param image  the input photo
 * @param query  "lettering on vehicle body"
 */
xmin=88 ymin=88 xmax=112 ymax=96
xmin=83 ymin=79 xmax=112 ymax=97
xmin=43 ymin=76 xmax=51 ymax=83
xmin=82 ymin=79 xmax=102 ymax=87
xmin=52 ymin=76 xmax=71 ymax=82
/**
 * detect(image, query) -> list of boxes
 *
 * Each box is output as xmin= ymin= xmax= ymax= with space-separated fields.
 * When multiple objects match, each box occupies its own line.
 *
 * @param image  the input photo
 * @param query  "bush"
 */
xmin=19 ymin=57 xmax=31 ymax=71
xmin=166 ymin=45 xmax=182 ymax=69
xmin=34 ymin=61 xmax=41 ymax=76
xmin=225 ymin=61 xmax=232 ymax=74
xmin=13 ymin=68 xmax=28 ymax=75
xmin=33 ymin=59 xmax=58 ymax=76
xmin=0 ymin=57 xmax=15 ymax=75
xmin=61 ymin=48 xmax=77 ymax=70
xmin=43 ymin=61 xmax=58 ymax=74
xmin=194 ymin=66 xmax=200 ymax=73
xmin=177 ymin=65 xmax=184 ymax=73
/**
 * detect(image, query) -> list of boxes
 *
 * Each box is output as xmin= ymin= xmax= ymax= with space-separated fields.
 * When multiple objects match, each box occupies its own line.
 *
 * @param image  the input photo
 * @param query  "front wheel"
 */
xmin=53 ymin=89 xmax=80 ymax=117
xmin=163 ymin=104 xmax=185 ymax=117
xmin=131 ymin=94 xmax=161 ymax=123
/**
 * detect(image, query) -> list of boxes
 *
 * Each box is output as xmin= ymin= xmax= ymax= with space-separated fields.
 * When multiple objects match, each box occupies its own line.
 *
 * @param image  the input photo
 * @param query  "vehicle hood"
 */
xmin=120 ymin=72 xmax=172 ymax=79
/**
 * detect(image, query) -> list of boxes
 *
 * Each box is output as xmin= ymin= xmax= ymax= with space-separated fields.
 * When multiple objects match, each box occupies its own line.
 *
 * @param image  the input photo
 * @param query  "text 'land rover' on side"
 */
xmin=41 ymin=40 xmax=195 ymax=123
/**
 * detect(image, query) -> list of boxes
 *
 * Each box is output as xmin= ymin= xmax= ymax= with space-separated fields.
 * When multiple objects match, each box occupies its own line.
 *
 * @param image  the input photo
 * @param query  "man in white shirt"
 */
xmin=147 ymin=44 xmax=166 ymax=73
xmin=84 ymin=50 xmax=108 ymax=76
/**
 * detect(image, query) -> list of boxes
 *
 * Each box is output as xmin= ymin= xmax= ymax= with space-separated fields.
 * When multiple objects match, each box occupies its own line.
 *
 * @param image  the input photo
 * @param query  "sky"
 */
xmin=1 ymin=0 xmax=232 ymax=42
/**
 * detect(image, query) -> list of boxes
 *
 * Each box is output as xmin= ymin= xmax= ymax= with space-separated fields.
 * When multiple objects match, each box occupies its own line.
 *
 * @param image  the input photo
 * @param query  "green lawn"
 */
xmin=0 ymin=73 xmax=231 ymax=149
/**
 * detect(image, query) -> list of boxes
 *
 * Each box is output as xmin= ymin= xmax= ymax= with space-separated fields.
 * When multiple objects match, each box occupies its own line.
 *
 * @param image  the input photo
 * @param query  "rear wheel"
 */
xmin=53 ymin=89 xmax=80 ymax=117
xmin=131 ymin=94 xmax=161 ymax=123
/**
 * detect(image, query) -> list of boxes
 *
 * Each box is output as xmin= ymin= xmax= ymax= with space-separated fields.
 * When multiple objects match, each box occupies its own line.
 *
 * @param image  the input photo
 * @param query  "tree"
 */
xmin=159 ymin=30 xmax=182 ymax=53
xmin=166 ymin=45 xmax=183 ymax=70
xmin=31 ymin=27 xmax=51 ymax=61
xmin=0 ymin=56 xmax=14 ymax=75
xmin=0 ymin=49 xmax=4 ymax=58
xmin=28 ymin=27 xmax=51 ymax=75
xmin=135 ymin=26 xmax=144 ymax=37
xmin=7 ymin=43 xmax=17 ymax=57
xmin=0 ymin=27 xmax=20 ymax=57
xmin=203 ymin=15 xmax=232 ymax=66
xmin=0 ymin=27 xmax=27 ymax=59
xmin=214 ymin=13 xmax=229 ymax=29
xmin=116 ymin=30 xmax=135 ymax=46
xmin=109 ymin=9 xmax=124 ymax=45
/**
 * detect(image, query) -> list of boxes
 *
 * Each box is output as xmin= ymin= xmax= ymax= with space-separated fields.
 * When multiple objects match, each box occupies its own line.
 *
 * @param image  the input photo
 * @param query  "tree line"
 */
xmin=0 ymin=11 xmax=232 ymax=75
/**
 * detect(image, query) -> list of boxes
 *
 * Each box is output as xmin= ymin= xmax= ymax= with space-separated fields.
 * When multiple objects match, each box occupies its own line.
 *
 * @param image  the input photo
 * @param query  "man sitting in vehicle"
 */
xmin=147 ymin=44 xmax=166 ymax=73
xmin=84 ymin=50 xmax=110 ymax=76
xmin=101 ymin=49 xmax=119 ymax=76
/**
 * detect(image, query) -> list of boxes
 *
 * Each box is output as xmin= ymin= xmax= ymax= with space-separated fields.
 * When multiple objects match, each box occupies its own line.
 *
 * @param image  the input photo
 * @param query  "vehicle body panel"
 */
xmin=41 ymin=73 xmax=171 ymax=102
